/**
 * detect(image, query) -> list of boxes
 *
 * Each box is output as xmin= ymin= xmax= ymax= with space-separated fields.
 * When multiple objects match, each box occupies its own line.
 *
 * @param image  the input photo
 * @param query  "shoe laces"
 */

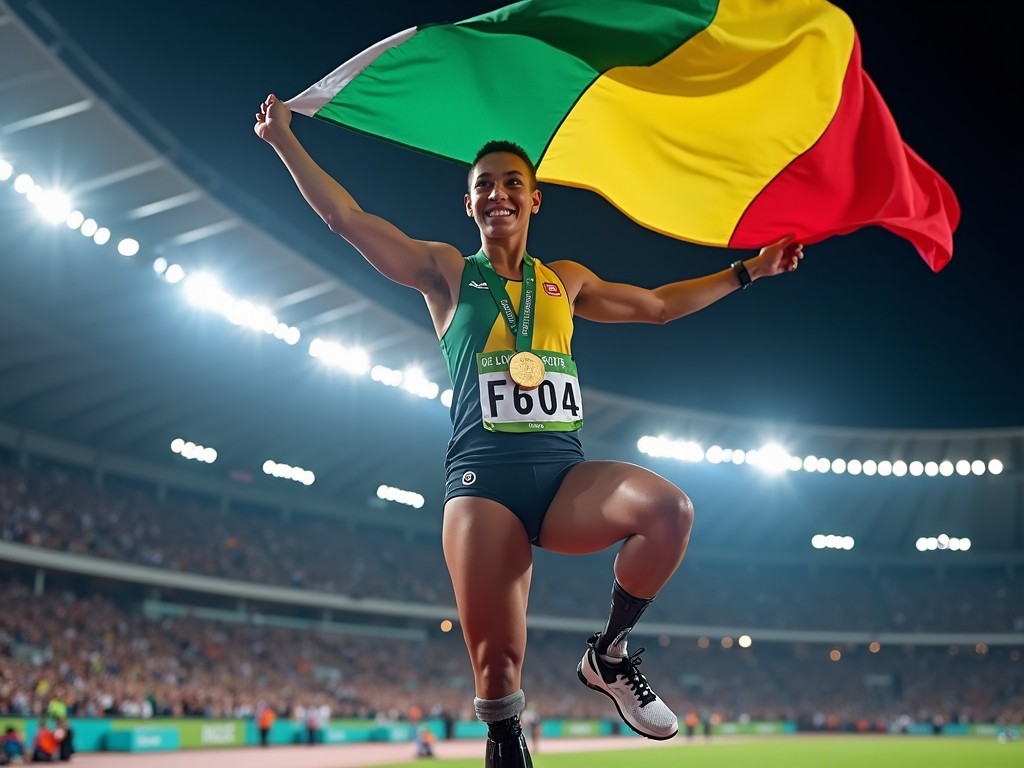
xmin=619 ymin=647 xmax=657 ymax=706
xmin=589 ymin=634 xmax=657 ymax=707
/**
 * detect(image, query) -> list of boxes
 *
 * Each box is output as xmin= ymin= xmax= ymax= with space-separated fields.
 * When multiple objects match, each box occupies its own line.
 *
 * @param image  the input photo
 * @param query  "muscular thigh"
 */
xmin=442 ymin=496 xmax=534 ymax=639
xmin=538 ymin=460 xmax=687 ymax=554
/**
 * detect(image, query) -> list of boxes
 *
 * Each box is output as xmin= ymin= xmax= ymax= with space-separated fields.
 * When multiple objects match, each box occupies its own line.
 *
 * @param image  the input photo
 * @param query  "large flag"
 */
xmin=286 ymin=0 xmax=960 ymax=271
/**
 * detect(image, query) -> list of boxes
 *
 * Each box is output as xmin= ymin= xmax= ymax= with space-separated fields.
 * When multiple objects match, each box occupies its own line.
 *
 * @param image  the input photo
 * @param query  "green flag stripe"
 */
xmin=312 ymin=0 xmax=720 ymax=165
xmin=460 ymin=0 xmax=720 ymax=72
xmin=315 ymin=25 xmax=593 ymax=163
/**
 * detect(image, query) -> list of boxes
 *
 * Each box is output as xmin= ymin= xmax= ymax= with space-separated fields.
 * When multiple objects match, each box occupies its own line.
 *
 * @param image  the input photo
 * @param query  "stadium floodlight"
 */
xmin=79 ymin=218 xmax=98 ymax=238
xmin=35 ymin=188 xmax=72 ymax=224
xmin=170 ymin=437 xmax=217 ymax=464
xmin=812 ymin=534 xmax=855 ymax=551
xmin=705 ymin=445 xmax=725 ymax=464
xmin=916 ymin=534 xmax=970 ymax=552
xmin=376 ymin=484 xmax=426 ymax=509
xmin=309 ymin=337 xmax=370 ymax=375
xmin=0 ymin=157 xmax=13 ymax=181
xmin=152 ymin=257 xmax=168 ymax=275
xmin=750 ymin=442 xmax=791 ymax=474
xmin=117 ymin=238 xmax=140 ymax=257
xmin=440 ymin=389 xmax=453 ymax=408
xmin=13 ymin=173 xmax=33 ymax=194
xmin=830 ymin=458 xmax=847 ymax=474
xmin=892 ymin=460 xmax=908 ymax=477
xmin=263 ymin=459 xmax=315 ymax=486
xmin=988 ymin=459 xmax=1004 ymax=475
xmin=164 ymin=264 xmax=186 ymax=284
xmin=402 ymin=367 xmax=440 ymax=399
xmin=909 ymin=461 xmax=924 ymax=476
xmin=939 ymin=460 xmax=954 ymax=477
xmin=184 ymin=272 xmax=230 ymax=310
xmin=66 ymin=210 xmax=85 ymax=230
xmin=738 ymin=635 xmax=752 ymax=649
xmin=637 ymin=436 xmax=704 ymax=463
xmin=92 ymin=227 xmax=111 ymax=246
xmin=371 ymin=365 xmax=403 ymax=387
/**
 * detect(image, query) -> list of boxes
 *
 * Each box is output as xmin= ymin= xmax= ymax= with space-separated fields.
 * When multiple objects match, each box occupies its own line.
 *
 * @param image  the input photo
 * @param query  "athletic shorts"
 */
xmin=443 ymin=459 xmax=583 ymax=544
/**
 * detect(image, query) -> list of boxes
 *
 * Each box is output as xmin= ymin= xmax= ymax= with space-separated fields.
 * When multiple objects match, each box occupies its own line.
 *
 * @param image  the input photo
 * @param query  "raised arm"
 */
xmin=254 ymin=94 xmax=462 ymax=295
xmin=551 ymin=235 xmax=803 ymax=324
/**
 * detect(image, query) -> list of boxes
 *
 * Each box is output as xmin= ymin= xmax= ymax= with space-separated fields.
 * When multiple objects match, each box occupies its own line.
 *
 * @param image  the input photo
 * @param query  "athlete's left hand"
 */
xmin=750 ymin=234 xmax=804 ymax=278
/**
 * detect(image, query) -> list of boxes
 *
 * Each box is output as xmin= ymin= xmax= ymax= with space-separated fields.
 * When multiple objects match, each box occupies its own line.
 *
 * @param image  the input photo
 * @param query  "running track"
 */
xmin=69 ymin=735 xmax=717 ymax=767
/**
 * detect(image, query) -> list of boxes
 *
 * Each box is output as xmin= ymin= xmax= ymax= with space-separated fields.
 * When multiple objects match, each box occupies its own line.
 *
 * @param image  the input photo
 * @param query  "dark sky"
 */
xmin=29 ymin=0 xmax=1021 ymax=431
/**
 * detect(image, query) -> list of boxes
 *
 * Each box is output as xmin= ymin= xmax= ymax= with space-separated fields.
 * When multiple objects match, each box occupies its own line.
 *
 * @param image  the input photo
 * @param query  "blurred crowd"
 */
xmin=0 ymin=454 xmax=1022 ymax=731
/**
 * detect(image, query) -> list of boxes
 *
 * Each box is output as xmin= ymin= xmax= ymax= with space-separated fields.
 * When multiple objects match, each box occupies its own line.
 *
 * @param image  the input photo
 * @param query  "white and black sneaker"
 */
xmin=577 ymin=632 xmax=678 ymax=740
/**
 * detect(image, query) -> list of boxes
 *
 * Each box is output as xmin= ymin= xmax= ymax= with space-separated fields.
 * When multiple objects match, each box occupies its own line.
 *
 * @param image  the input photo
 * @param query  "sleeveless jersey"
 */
xmin=440 ymin=254 xmax=584 ymax=469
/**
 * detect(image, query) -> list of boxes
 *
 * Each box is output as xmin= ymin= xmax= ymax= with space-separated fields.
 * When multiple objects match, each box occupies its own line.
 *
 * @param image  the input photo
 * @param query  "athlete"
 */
xmin=255 ymin=93 xmax=803 ymax=767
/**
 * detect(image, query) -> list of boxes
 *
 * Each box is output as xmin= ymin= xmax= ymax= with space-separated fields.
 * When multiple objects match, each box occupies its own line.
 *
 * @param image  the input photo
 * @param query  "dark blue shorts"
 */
xmin=444 ymin=460 xmax=583 ymax=544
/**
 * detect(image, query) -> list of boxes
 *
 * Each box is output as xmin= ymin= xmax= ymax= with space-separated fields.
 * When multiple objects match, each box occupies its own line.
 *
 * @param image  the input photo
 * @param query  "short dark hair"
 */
xmin=468 ymin=140 xmax=537 ymax=190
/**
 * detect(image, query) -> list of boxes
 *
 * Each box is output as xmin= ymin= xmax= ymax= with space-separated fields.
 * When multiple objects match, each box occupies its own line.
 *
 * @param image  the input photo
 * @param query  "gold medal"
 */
xmin=508 ymin=351 xmax=545 ymax=390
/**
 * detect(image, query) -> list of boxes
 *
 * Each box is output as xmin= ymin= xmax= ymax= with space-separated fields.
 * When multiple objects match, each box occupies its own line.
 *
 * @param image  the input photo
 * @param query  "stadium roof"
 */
xmin=0 ymin=0 xmax=1020 ymax=558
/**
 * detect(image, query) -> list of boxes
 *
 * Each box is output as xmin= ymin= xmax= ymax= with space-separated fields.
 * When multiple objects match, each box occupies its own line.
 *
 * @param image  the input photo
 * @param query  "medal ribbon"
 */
xmin=470 ymin=251 xmax=537 ymax=354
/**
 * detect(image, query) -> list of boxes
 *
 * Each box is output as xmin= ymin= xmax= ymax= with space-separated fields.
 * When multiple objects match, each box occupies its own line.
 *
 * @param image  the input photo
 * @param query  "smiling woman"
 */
xmin=254 ymin=64 xmax=805 ymax=762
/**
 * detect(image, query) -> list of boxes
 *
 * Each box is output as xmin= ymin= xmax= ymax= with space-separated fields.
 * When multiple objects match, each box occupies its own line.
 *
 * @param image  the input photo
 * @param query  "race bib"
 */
xmin=476 ymin=350 xmax=584 ymax=433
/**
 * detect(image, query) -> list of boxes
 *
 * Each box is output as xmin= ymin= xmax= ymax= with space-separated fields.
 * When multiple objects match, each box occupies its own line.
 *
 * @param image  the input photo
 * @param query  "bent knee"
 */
xmin=656 ymin=491 xmax=694 ymax=541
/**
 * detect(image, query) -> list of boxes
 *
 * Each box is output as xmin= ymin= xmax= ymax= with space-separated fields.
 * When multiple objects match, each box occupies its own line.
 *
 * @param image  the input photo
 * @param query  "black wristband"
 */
xmin=731 ymin=260 xmax=752 ymax=289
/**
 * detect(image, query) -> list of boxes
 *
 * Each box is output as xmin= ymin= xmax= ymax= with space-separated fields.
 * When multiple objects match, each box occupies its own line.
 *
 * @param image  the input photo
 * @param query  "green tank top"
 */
xmin=439 ymin=254 xmax=584 ymax=468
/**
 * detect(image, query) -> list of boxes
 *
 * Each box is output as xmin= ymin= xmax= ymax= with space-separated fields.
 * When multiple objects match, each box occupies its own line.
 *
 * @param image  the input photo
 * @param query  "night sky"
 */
xmin=27 ymin=0 xmax=1021 ymax=431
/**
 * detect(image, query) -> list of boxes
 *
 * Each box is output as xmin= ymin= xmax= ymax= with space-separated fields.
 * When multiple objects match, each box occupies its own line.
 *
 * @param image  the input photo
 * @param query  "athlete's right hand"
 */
xmin=254 ymin=93 xmax=292 ymax=143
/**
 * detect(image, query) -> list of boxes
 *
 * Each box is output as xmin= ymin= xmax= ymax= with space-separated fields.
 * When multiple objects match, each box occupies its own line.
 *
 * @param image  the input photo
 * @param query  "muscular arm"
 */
xmin=255 ymin=95 xmax=462 ymax=296
xmin=551 ymin=236 xmax=803 ymax=324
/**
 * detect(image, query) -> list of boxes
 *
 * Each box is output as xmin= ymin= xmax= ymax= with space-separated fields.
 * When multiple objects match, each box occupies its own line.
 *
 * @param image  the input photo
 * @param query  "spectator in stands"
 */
xmin=53 ymin=719 xmax=72 ymax=762
xmin=257 ymin=704 xmax=275 ymax=747
xmin=29 ymin=719 xmax=56 ymax=762
xmin=2 ymin=725 xmax=27 ymax=765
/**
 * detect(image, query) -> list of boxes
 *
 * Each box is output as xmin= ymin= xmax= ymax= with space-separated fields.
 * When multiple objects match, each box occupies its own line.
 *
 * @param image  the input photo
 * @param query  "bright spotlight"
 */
xmin=92 ymin=227 xmax=111 ymax=246
xmin=117 ymin=238 xmax=140 ymax=257
xmin=0 ymin=158 xmax=13 ymax=181
xmin=164 ymin=264 xmax=186 ymax=284
xmin=13 ymin=173 xmax=33 ymax=194
xmin=66 ymin=210 xmax=85 ymax=230
xmin=36 ymin=189 xmax=72 ymax=224
xmin=754 ymin=443 xmax=791 ymax=474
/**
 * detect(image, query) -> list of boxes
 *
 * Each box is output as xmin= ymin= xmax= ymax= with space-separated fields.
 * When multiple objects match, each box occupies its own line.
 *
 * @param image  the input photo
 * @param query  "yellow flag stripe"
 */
xmin=537 ymin=0 xmax=854 ymax=246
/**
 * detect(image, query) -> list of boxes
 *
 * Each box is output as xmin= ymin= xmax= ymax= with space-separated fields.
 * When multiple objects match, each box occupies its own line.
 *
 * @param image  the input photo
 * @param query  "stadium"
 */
xmin=0 ymin=0 xmax=1020 ymax=766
